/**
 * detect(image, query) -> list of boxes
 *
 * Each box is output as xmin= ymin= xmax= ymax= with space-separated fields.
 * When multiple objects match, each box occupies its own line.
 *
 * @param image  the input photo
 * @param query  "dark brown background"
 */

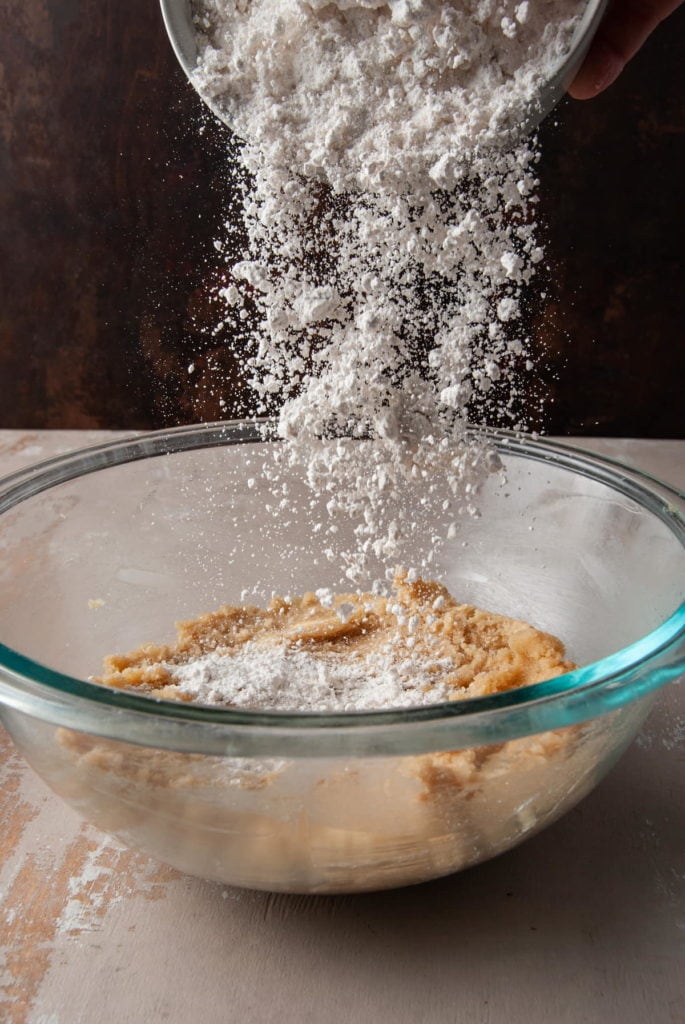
xmin=0 ymin=0 xmax=683 ymax=435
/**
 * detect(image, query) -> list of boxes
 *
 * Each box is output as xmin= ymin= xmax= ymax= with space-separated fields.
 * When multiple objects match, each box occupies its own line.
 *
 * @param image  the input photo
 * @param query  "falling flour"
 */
xmin=188 ymin=0 xmax=583 ymax=579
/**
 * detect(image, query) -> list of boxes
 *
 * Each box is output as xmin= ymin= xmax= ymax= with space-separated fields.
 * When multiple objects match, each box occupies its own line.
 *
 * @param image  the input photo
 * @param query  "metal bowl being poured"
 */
xmin=160 ymin=0 xmax=608 ymax=145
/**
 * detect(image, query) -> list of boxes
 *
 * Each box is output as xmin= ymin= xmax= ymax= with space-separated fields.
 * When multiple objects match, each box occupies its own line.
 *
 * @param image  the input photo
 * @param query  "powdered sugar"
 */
xmin=215 ymin=139 xmax=541 ymax=578
xmin=165 ymin=643 xmax=453 ymax=710
xmin=186 ymin=1 xmax=583 ymax=581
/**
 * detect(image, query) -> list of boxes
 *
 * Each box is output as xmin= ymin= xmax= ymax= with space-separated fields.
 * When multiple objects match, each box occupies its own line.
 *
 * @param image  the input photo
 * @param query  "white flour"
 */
xmin=188 ymin=1 xmax=583 ymax=581
xmin=192 ymin=0 xmax=580 ymax=194
xmin=165 ymin=644 xmax=453 ymax=710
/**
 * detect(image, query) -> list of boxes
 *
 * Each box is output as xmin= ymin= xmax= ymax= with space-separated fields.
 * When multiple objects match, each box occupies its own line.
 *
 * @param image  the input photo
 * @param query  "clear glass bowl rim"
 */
xmin=0 ymin=422 xmax=683 ymax=757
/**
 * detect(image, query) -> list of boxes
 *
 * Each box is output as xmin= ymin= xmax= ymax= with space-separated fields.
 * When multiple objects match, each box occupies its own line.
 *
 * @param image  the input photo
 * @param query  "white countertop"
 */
xmin=0 ymin=431 xmax=683 ymax=1024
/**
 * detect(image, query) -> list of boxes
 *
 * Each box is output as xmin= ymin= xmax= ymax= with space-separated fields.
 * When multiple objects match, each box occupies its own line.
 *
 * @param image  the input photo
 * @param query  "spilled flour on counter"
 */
xmin=188 ymin=0 xmax=583 ymax=578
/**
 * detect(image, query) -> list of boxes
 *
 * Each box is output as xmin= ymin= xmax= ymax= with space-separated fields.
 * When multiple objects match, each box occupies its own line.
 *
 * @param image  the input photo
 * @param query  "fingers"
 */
xmin=568 ymin=0 xmax=683 ymax=100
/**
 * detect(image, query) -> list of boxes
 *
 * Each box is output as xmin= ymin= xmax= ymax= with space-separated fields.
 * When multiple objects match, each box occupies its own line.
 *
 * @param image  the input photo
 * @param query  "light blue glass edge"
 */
xmin=0 ymin=603 xmax=682 ymax=733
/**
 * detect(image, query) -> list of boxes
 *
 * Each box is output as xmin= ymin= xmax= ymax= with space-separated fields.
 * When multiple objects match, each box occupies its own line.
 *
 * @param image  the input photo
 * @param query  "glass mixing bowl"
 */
xmin=0 ymin=423 xmax=683 ymax=893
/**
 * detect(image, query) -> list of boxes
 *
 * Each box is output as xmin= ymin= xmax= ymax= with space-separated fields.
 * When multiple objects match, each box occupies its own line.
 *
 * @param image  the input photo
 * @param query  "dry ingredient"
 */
xmin=188 ymin=0 xmax=582 ymax=581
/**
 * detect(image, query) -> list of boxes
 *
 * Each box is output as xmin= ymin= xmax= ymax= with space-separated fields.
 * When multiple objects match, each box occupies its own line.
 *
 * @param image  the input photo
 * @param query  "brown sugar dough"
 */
xmin=94 ymin=573 xmax=575 ymax=706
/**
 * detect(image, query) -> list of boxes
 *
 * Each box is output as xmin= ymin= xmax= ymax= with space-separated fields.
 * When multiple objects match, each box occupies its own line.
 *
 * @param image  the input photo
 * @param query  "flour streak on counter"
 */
xmin=0 ymin=726 xmax=179 ymax=1023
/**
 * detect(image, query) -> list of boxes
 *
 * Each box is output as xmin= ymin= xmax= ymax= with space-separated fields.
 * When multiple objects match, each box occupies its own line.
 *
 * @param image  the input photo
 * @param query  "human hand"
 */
xmin=569 ymin=0 xmax=683 ymax=99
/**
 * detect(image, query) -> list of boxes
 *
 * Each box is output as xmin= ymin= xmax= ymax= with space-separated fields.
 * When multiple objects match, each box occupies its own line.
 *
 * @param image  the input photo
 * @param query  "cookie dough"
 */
xmin=94 ymin=573 xmax=575 ymax=709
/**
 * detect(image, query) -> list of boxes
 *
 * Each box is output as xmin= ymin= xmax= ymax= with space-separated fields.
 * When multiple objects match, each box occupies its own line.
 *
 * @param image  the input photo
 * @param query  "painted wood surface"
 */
xmin=0 ymin=432 xmax=683 ymax=1024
